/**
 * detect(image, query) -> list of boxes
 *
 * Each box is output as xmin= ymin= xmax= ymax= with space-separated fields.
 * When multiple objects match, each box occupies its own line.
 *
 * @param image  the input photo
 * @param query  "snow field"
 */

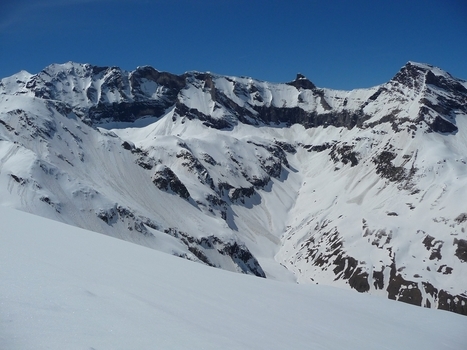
xmin=1 ymin=207 xmax=466 ymax=350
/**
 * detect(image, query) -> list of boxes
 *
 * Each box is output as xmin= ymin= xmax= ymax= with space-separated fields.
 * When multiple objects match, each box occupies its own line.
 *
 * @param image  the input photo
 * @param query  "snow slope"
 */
xmin=1 ymin=207 xmax=466 ymax=350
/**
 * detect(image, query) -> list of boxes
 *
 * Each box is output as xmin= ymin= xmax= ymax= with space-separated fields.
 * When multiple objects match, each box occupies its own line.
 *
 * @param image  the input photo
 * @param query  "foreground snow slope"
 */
xmin=1 ymin=207 xmax=466 ymax=350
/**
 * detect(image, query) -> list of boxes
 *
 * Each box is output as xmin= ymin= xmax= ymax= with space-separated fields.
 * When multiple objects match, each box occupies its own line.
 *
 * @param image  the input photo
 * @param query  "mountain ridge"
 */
xmin=1 ymin=61 xmax=467 ymax=315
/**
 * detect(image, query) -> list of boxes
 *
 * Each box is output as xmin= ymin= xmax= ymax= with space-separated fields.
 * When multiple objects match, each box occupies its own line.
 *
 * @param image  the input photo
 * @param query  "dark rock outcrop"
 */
xmin=152 ymin=165 xmax=190 ymax=199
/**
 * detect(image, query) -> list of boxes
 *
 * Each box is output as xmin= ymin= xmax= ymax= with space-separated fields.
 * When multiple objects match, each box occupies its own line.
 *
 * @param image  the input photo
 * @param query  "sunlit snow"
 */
xmin=1 ymin=207 xmax=466 ymax=350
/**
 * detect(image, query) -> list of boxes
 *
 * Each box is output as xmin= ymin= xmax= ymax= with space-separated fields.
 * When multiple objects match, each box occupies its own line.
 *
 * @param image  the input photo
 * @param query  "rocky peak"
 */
xmin=390 ymin=61 xmax=467 ymax=95
xmin=286 ymin=73 xmax=316 ymax=90
xmin=390 ymin=62 xmax=432 ymax=91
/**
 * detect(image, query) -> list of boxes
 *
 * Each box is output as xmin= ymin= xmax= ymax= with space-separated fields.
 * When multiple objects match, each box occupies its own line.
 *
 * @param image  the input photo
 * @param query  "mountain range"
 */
xmin=1 ymin=61 xmax=466 ymax=315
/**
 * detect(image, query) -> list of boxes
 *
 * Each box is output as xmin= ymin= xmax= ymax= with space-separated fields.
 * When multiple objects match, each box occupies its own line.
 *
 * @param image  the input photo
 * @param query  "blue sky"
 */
xmin=1 ymin=0 xmax=466 ymax=89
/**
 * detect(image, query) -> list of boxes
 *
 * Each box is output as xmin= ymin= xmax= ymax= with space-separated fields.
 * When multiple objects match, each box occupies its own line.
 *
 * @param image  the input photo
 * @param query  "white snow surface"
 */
xmin=1 ymin=207 xmax=466 ymax=350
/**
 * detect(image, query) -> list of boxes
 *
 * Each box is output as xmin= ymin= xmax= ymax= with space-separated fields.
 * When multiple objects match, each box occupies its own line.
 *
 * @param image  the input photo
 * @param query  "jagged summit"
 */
xmin=287 ymin=73 xmax=316 ymax=90
xmin=390 ymin=62 xmax=430 ymax=90
xmin=296 ymin=73 xmax=307 ymax=80
xmin=1 ymin=61 xmax=467 ymax=315
xmin=391 ymin=61 xmax=466 ymax=92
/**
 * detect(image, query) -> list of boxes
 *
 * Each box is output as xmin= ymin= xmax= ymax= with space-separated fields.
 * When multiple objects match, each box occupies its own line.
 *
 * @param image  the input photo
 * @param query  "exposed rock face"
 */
xmin=454 ymin=238 xmax=467 ymax=263
xmin=152 ymin=165 xmax=190 ymax=199
xmin=1 ymin=61 xmax=467 ymax=315
xmin=286 ymin=74 xmax=316 ymax=90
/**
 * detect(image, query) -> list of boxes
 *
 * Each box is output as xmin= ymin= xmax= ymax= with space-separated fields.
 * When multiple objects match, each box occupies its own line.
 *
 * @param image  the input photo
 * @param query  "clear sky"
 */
xmin=1 ymin=0 xmax=466 ymax=90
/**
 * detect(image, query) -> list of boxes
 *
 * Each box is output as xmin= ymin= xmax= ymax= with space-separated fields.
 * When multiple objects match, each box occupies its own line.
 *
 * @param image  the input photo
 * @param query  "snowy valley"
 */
xmin=1 ymin=61 xmax=467 ymax=318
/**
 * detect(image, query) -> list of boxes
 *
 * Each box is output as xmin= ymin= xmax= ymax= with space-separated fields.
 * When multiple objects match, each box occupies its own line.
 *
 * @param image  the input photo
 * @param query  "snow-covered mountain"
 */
xmin=1 ymin=61 xmax=466 ymax=315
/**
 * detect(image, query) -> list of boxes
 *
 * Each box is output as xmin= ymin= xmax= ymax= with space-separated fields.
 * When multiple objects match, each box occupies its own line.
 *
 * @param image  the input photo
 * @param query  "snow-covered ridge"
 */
xmin=2 ymin=60 xmax=464 ymax=134
xmin=1 ymin=61 xmax=467 ymax=315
